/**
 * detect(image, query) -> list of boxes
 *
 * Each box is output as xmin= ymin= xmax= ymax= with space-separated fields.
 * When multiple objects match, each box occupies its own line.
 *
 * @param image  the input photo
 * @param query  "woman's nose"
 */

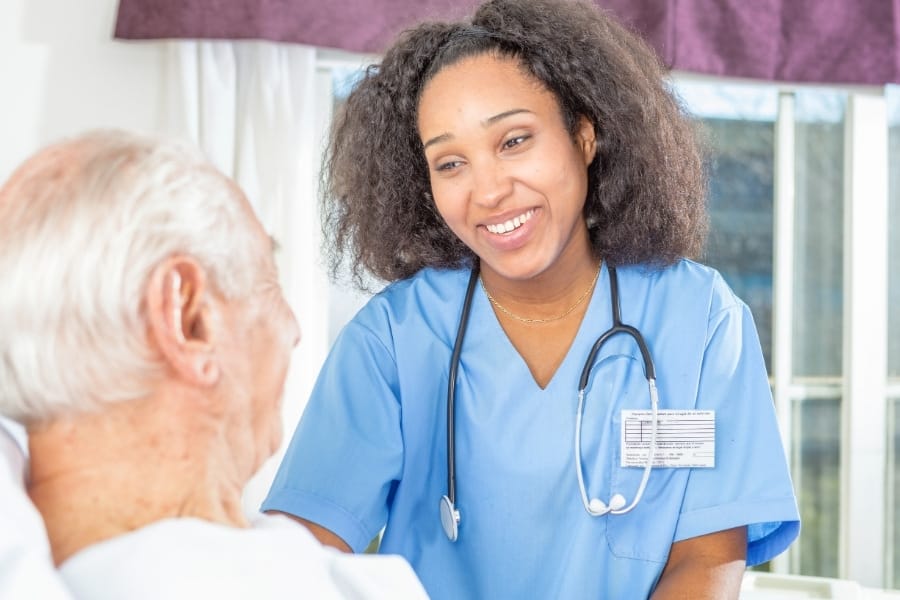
xmin=471 ymin=162 xmax=513 ymax=208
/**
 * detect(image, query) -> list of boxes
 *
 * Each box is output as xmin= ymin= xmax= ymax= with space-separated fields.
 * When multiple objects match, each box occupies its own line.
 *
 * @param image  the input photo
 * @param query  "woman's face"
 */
xmin=417 ymin=53 xmax=596 ymax=282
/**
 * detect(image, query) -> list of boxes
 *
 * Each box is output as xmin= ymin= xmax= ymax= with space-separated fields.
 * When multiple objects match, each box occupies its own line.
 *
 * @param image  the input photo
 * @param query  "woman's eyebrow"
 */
xmin=422 ymin=109 xmax=533 ymax=151
xmin=482 ymin=108 xmax=531 ymax=126
xmin=423 ymin=133 xmax=452 ymax=151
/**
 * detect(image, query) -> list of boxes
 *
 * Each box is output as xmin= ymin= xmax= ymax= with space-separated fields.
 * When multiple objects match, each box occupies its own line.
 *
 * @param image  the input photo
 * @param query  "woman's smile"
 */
xmin=484 ymin=208 xmax=536 ymax=235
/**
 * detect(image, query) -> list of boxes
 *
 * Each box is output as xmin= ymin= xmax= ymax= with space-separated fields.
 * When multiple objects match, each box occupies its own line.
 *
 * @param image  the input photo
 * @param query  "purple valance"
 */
xmin=114 ymin=0 xmax=900 ymax=86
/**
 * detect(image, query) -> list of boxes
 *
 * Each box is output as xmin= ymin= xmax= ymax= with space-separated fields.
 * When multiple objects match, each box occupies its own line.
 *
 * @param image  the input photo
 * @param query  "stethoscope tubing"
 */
xmin=574 ymin=266 xmax=659 ymax=516
xmin=578 ymin=266 xmax=654 ymax=389
xmin=446 ymin=266 xmax=481 ymax=507
xmin=442 ymin=263 xmax=659 ymax=540
xmin=575 ymin=379 xmax=659 ymax=516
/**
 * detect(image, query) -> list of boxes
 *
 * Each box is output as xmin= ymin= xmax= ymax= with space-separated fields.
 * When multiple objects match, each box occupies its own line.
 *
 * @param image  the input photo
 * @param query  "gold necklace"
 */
xmin=481 ymin=262 xmax=602 ymax=325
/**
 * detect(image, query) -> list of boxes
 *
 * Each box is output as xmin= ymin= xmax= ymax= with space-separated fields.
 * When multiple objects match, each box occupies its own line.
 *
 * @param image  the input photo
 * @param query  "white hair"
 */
xmin=0 ymin=130 xmax=264 ymax=424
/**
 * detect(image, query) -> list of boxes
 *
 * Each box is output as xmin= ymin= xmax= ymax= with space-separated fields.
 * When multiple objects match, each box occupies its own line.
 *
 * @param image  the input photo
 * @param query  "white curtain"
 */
xmin=163 ymin=40 xmax=332 ymax=515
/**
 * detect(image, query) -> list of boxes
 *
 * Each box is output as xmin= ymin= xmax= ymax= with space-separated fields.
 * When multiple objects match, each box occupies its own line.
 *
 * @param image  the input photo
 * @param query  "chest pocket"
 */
xmin=583 ymin=348 xmax=690 ymax=564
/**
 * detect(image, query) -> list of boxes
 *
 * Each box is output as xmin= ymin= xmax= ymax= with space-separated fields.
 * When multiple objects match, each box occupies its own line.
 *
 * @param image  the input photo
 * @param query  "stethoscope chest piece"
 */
xmin=440 ymin=495 xmax=460 ymax=541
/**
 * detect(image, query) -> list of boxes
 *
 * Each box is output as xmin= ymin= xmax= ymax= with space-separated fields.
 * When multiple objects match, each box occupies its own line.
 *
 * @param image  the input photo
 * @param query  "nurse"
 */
xmin=263 ymin=0 xmax=800 ymax=597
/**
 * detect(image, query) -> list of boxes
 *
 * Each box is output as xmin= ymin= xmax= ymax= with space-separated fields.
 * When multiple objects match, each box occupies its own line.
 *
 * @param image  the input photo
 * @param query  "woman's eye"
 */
xmin=502 ymin=135 xmax=530 ymax=150
xmin=436 ymin=160 xmax=462 ymax=172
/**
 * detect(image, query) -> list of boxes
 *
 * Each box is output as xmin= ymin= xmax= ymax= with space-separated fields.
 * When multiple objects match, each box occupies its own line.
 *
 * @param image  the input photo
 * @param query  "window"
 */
xmin=319 ymin=55 xmax=378 ymax=341
xmin=791 ymin=90 xmax=846 ymax=578
xmin=677 ymin=79 xmax=849 ymax=578
xmin=676 ymin=82 xmax=777 ymax=369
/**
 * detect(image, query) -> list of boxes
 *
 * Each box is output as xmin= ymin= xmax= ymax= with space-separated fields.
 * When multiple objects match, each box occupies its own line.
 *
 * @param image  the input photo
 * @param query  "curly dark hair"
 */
xmin=323 ymin=0 xmax=707 ymax=286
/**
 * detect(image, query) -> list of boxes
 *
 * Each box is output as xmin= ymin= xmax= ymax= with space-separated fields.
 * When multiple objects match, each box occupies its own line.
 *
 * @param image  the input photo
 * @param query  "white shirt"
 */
xmin=0 ymin=416 xmax=73 ymax=599
xmin=60 ymin=513 xmax=429 ymax=599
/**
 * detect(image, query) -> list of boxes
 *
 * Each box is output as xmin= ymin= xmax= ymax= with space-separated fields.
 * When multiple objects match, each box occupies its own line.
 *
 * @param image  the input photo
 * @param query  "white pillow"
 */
xmin=0 ymin=416 xmax=73 ymax=599
xmin=0 ymin=417 xmax=26 ymax=482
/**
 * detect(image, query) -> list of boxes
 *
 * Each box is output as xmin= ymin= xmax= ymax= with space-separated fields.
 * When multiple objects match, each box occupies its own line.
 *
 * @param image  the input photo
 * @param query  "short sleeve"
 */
xmin=261 ymin=320 xmax=404 ymax=552
xmin=672 ymin=294 xmax=800 ymax=566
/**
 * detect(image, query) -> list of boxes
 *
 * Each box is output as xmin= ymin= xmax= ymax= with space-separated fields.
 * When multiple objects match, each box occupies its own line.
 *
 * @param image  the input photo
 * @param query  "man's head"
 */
xmin=0 ymin=130 xmax=299 ymax=476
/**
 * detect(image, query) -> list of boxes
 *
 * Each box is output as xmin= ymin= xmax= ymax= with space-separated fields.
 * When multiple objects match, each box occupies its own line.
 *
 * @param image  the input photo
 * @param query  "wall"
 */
xmin=0 ymin=0 xmax=322 ymax=514
xmin=0 ymin=0 xmax=167 ymax=181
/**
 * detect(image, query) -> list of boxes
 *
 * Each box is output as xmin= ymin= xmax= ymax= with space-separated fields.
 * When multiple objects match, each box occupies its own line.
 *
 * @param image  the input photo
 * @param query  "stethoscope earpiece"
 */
xmin=609 ymin=493 xmax=627 ymax=511
xmin=587 ymin=493 xmax=627 ymax=515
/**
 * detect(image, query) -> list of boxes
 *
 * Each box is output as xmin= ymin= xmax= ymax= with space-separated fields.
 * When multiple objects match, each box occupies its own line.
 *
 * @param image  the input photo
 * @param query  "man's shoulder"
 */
xmin=62 ymin=515 xmax=323 ymax=567
xmin=60 ymin=516 xmax=427 ymax=599
xmin=60 ymin=517 xmax=323 ymax=598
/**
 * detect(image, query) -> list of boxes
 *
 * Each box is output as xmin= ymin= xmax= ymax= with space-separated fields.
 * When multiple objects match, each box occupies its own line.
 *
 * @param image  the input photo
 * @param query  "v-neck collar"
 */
xmin=471 ymin=261 xmax=612 ymax=393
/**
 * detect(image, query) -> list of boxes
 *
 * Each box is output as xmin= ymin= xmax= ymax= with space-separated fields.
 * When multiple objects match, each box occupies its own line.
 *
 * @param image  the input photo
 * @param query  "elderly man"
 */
xmin=0 ymin=131 xmax=426 ymax=599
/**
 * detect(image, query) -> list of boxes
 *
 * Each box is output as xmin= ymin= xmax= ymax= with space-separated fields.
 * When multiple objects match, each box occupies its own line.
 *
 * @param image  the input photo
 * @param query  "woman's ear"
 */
xmin=576 ymin=116 xmax=598 ymax=166
xmin=145 ymin=256 xmax=220 ymax=387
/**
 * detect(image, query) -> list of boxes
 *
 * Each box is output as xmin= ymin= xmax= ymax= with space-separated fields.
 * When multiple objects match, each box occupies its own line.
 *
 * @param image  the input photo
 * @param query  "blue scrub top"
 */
xmin=263 ymin=260 xmax=800 ymax=599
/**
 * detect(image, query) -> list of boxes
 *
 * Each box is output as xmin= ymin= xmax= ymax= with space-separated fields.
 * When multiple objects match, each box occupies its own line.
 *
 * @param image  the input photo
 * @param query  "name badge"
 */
xmin=620 ymin=410 xmax=715 ymax=468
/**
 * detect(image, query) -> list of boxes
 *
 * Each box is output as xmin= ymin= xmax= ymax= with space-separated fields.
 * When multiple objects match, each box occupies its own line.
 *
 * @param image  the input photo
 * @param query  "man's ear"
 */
xmin=145 ymin=256 xmax=220 ymax=387
xmin=576 ymin=116 xmax=598 ymax=166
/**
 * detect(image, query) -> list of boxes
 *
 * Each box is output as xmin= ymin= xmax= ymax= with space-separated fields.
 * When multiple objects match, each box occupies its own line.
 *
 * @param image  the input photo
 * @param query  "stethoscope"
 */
xmin=439 ymin=263 xmax=660 ymax=542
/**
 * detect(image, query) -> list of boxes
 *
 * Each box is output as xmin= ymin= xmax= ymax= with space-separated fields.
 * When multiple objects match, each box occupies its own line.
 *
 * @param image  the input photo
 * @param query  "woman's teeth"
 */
xmin=485 ymin=209 xmax=534 ymax=234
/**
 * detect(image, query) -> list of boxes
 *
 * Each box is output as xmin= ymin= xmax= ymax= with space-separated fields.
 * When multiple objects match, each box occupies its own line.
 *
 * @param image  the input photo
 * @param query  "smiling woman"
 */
xmin=417 ymin=54 xmax=600 ymax=386
xmin=261 ymin=1 xmax=800 ymax=598
xmin=418 ymin=55 xmax=596 ymax=280
xmin=319 ymin=7 xmax=706 ymax=288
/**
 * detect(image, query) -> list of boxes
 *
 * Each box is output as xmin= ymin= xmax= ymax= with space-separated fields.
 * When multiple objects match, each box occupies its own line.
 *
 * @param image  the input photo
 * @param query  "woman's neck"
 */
xmin=479 ymin=228 xmax=599 ymax=322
